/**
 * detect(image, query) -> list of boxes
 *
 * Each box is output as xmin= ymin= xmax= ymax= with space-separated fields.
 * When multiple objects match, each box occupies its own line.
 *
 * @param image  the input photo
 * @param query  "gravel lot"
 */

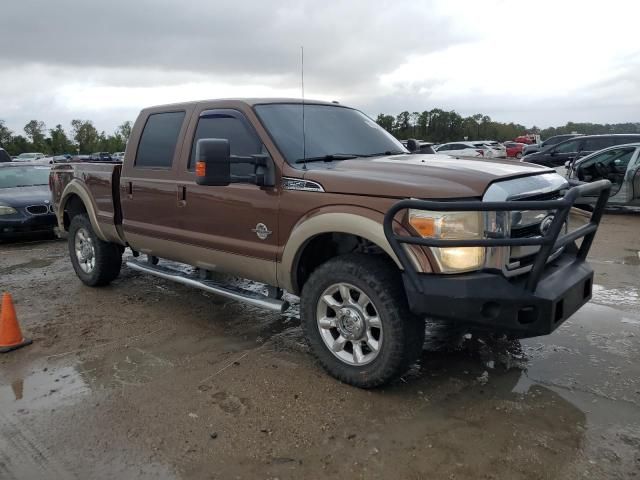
xmin=1 ymin=213 xmax=639 ymax=480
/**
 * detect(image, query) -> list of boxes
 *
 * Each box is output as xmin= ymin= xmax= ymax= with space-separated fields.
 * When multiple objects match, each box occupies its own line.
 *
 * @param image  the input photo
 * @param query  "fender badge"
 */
xmin=252 ymin=223 xmax=272 ymax=240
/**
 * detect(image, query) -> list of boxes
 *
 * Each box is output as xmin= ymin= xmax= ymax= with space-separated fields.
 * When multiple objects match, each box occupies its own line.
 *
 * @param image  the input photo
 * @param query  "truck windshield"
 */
xmin=254 ymin=103 xmax=407 ymax=165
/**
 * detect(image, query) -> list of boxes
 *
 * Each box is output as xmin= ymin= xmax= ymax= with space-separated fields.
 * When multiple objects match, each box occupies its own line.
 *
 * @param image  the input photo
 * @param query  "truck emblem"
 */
xmin=539 ymin=215 xmax=555 ymax=236
xmin=252 ymin=223 xmax=272 ymax=240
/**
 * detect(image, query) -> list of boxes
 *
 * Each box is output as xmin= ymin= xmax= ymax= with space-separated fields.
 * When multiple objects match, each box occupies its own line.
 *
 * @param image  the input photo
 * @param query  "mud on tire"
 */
xmin=300 ymin=253 xmax=425 ymax=388
xmin=68 ymin=214 xmax=122 ymax=286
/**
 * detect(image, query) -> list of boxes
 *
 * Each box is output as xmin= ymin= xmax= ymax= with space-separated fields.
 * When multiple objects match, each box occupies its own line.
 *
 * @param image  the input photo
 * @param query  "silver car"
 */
xmin=566 ymin=143 xmax=640 ymax=209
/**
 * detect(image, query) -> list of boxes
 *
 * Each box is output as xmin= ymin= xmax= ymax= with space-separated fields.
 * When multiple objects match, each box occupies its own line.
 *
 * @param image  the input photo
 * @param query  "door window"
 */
xmin=582 ymin=137 xmax=613 ymax=152
xmin=189 ymin=112 xmax=264 ymax=176
xmin=135 ymin=111 xmax=186 ymax=168
xmin=554 ymin=139 xmax=580 ymax=154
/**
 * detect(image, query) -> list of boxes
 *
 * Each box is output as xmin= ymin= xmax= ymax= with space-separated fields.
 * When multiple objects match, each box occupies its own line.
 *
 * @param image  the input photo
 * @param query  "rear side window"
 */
xmin=135 ymin=111 xmax=185 ymax=168
xmin=188 ymin=113 xmax=264 ymax=175
xmin=582 ymin=137 xmax=613 ymax=151
xmin=554 ymin=139 xmax=580 ymax=153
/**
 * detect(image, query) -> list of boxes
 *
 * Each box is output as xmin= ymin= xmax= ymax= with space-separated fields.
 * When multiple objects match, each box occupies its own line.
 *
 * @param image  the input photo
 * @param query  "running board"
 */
xmin=126 ymin=260 xmax=286 ymax=313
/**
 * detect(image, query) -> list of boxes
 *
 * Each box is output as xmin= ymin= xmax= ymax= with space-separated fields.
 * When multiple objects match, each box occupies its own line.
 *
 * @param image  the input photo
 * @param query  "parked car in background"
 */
xmin=504 ymin=142 xmax=527 ymax=159
xmin=0 ymin=148 xmax=11 ymax=163
xmin=514 ymin=134 xmax=540 ymax=145
xmin=477 ymin=140 xmax=507 ymax=158
xmin=523 ymin=133 xmax=583 ymax=156
xmin=566 ymin=143 xmax=640 ymax=209
xmin=13 ymin=152 xmax=45 ymax=162
xmin=90 ymin=152 xmax=113 ymax=162
xmin=521 ymin=134 xmax=640 ymax=170
xmin=0 ymin=163 xmax=56 ymax=239
xmin=435 ymin=141 xmax=493 ymax=158
xmin=112 ymin=152 xmax=125 ymax=161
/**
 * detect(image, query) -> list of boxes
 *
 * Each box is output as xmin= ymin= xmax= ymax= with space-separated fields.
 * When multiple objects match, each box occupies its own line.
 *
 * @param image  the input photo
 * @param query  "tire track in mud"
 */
xmin=0 ymin=410 xmax=72 ymax=480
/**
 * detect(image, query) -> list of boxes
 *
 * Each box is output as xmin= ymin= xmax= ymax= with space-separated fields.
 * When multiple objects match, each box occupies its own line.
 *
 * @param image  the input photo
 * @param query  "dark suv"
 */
xmin=522 ymin=133 xmax=583 ymax=156
xmin=521 ymin=134 xmax=640 ymax=168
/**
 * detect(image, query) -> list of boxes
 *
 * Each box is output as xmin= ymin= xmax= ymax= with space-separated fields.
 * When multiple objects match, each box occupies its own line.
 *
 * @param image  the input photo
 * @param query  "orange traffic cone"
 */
xmin=0 ymin=293 xmax=32 ymax=353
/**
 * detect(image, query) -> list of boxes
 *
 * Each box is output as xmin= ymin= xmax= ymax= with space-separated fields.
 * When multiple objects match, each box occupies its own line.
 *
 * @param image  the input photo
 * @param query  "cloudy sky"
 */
xmin=1 ymin=0 xmax=639 ymax=134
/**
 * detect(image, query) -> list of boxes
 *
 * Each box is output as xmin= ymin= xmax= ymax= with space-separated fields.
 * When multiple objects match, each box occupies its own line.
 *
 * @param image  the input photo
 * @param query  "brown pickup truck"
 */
xmin=50 ymin=98 xmax=611 ymax=387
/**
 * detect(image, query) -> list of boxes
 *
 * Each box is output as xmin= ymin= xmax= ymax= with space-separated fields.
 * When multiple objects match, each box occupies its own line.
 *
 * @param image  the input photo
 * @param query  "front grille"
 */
xmin=26 ymin=205 xmax=49 ymax=215
xmin=511 ymin=223 xmax=540 ymax=238
xmin=506 ymin=189 xmax=564 ymax=272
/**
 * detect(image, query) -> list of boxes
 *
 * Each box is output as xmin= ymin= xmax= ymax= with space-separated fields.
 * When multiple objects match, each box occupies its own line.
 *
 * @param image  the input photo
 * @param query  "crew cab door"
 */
xmin=120 ymin=107 xmax=193 ymax=255
xmin=172 ymin=108 xmax=279 ymax=286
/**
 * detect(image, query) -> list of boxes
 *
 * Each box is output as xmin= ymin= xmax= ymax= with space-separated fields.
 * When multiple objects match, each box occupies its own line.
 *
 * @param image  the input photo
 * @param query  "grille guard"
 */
xmin=383 ymin=179 xmax=611 ymax=293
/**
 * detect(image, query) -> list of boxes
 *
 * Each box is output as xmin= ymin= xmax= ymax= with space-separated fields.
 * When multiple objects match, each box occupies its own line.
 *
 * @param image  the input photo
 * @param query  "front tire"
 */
xmin=300 ymin=254 xmax=425 ymax=388
xmin=68 ymin=214 xmax=122 ymax=286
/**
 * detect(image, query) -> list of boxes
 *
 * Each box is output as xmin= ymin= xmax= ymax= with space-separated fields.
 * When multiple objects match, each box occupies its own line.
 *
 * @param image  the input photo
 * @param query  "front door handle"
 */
xmin=177 ymin=185 xmax=187 ymax=207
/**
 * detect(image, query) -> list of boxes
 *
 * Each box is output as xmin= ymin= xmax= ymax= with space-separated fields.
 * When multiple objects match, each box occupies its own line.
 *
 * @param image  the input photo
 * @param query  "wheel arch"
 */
xmin=279 ymin=209 xmax=426 ymax=295
xmin=58 ymin=181 xmax=108 ymax=241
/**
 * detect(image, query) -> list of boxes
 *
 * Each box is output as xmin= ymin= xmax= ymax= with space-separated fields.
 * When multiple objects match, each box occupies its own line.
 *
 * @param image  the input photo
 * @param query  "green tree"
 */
xmin=71 ymin=119 xmax=99 ymax=153
xmin=116 ymin=121 xmax=132 ymax=145
xmin=0 ymin=120 xmax=13 ymax=149
xmin=375 ymin=114 xmax=395 ymax=133
xmin=24 ymin=120 xmax=49 ymax=152
xmin=49 ymin=124 xmax=74 ymax=154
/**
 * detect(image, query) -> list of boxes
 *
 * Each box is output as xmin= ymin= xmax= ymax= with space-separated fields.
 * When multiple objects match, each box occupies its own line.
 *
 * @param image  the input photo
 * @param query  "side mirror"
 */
xmin=564 ymin=160 xmax=571 ymax=168
xmin=195 ymin=138 xmax=231 ymax=186
xmin=406 ymin=139 xmax=419 ymax=152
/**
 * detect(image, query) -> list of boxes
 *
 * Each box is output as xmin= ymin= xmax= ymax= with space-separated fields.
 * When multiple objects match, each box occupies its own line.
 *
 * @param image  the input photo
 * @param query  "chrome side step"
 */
xmin=126 ymin=260 xmax=286 ymax=313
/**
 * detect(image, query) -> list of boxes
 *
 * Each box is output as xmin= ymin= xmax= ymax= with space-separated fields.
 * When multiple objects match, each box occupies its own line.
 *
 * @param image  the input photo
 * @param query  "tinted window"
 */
xmin=582 ymin=137 xmax=613 ymax=152
xmin=554 ymin=139 xmax=580 ymax=154
xmin=0 ymin=149 xmax=10 ymax=162
xmin=437 ymin=144 xmax=450 ymax=151
xmin=135 ymin=111 xmax=185 ymax=168
xmin=254 ymin=104 xmax=406 ymax=165
xmin=189 ymin=113 xmax=263 ymax=176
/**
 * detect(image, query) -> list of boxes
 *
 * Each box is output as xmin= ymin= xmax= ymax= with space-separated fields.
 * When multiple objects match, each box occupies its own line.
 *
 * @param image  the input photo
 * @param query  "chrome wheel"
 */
xmin=74 ymin=227 xmax=95 ymax=274
xmin=316 ymin=282 xmax=382 ymax=366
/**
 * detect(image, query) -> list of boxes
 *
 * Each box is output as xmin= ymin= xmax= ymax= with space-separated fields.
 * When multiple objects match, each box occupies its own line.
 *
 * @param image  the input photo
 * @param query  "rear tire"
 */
xmin=300 ymin=254 xmax=425 ymax=388
xmin=68 ymin=214 xmax=122 ymax=286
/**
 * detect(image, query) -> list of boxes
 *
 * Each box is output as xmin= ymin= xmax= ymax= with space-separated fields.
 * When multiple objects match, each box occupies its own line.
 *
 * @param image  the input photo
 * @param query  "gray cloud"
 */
xmin=0 ymin=0 xmax=464 ymax=90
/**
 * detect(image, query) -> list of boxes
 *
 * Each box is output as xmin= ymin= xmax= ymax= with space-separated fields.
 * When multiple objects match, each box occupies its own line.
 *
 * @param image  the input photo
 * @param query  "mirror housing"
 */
xmin=195 ymin=138 xmax=231 ymax=186
xmin=406 ymin=138 xmax=419 ymax=152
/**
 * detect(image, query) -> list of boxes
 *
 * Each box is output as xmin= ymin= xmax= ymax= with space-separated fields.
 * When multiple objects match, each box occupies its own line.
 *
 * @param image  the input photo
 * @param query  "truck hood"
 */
xmin=302 ymin=154 xmax=553 ymax=199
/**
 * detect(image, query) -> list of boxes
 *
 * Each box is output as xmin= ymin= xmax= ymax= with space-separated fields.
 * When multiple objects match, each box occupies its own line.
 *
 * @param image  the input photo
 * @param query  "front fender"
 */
xmin=278 ymin=207 xmax=426 ymax=293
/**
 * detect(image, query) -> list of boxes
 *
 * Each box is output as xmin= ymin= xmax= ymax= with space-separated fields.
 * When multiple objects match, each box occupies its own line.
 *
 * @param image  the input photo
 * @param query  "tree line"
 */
xmin=0 ymin=119 xmax=132 ymax=156
xmin=376 ymin=110 xmax=640 ymax=143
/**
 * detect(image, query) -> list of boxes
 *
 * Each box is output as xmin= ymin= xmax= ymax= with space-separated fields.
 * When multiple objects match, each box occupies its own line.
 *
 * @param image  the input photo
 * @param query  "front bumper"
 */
xmin=0 ymin=213 xmax=57 ymax=238
xmin=384 ymin=179 xmax=612 ymax=339
xmin=404 ymin=251 xmax=593 ymax=338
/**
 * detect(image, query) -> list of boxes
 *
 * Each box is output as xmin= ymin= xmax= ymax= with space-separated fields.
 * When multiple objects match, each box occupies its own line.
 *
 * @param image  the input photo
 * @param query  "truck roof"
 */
xmin=141 ymin=97 xmax=340 ymax=111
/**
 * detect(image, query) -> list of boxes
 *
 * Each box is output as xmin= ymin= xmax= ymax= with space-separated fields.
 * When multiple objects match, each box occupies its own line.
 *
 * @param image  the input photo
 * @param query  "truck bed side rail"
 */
xmin=383 ymin=179 xmax=611 ymax=293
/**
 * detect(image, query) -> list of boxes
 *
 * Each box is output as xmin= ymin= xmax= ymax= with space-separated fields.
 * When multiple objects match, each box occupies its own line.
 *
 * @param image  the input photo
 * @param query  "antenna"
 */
xmin=301 ymin=46 xmax=307 ymax=169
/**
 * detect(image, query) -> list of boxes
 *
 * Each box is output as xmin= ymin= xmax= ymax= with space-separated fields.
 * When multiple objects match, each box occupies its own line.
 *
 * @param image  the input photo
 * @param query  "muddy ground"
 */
xmin=1 ymin=214 xmax=639 ymax=480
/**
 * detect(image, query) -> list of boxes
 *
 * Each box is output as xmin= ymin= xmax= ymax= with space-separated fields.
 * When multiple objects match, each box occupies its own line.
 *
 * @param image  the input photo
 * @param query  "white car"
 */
xmin=434 ymin=142 xmax=494 ymax=158
xmin=477 ymin=140 xmax=507 ymax=158
xmin=112 ymin=152 xmax=125 ymax=161
xmin=13 ymin=152 xmax=45 ymax=162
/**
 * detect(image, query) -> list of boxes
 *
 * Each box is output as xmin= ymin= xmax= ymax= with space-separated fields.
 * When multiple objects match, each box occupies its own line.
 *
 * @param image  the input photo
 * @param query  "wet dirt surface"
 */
xmin=1 ymin=214 xmax=639 ymax=479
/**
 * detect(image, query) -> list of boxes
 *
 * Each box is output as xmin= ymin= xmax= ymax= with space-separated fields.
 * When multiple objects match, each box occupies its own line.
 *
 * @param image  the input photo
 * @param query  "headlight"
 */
xmin=0 ymin=206 xmax=17 ymax=216
xmin=408 ymin=210 xmax=491 ymax=272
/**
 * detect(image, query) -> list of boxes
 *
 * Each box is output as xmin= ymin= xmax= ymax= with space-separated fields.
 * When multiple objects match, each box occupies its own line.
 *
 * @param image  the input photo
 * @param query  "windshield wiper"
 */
xmin=295 ymin=154 xmax=362 ymax=164
xmin=359 ymin=151 xmax=408 ymax=157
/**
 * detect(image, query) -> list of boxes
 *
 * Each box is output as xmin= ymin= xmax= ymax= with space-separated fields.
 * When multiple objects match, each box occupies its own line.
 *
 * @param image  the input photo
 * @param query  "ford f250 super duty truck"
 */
xmin=50 ymin=99 xmax=610 ymax=388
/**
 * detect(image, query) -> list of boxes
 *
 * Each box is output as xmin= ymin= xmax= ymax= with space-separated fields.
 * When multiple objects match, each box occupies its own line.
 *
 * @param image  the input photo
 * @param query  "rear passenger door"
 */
xmin=120 ymin=108 xmax=192 ymax=255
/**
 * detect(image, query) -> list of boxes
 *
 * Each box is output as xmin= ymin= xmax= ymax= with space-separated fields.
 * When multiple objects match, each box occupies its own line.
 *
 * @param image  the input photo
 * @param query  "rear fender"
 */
xmin=58 ymin=180 xmax=109 ymax=241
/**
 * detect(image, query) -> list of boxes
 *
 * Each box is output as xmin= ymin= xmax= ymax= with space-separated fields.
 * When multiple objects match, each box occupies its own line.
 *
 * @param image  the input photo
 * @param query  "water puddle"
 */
xmin=0 ymin=257 xmax=56 ymax=275
xmin=0 ymin=365 xmax=90 ymax=413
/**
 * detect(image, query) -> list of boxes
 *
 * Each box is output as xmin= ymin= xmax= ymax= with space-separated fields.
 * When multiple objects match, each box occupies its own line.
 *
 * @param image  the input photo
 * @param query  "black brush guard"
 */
xmin=383 ymin=179 xmax=611 ymax=337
